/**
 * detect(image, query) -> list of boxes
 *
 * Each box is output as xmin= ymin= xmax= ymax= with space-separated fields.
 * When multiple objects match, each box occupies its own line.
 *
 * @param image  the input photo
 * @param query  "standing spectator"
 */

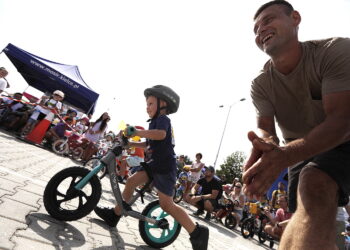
xmin=0 ymin=67 xmax=9 ymax=95
xmin=186 ymin=166 xmax=223 ymax=220
xmin=243 ymin=1 xmax=350 ymax=249
xmin=186 ymin=153 xmax=205 ymax=194
xmin=81 ymin=112 xmax=110 ymax=162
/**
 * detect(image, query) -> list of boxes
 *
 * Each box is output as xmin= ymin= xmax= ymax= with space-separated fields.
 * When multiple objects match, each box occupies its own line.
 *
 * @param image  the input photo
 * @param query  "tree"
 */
xmin=216 ymin=151 xmax=246 ymax=184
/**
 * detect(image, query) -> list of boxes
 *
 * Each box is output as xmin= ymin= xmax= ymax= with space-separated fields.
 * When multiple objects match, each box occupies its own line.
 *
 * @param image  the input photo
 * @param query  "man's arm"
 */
xmin=244 ymin=116 xmax=278 ymax=171
xmin=243 ymin=91 xmax=350 ymax=196
xmin=201 ymin=190 xmax=219 ymax=200
xmin=282 ymin=91 xmax=350 ymax=163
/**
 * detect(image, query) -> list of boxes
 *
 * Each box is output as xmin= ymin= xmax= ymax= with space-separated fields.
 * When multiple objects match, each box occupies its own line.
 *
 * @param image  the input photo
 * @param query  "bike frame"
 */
xmin=74 ymin=143 xmax=159 ymax=225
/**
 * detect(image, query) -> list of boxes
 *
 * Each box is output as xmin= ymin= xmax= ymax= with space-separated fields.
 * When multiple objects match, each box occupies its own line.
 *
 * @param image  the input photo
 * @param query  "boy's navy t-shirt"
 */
xmin=147 ymin=114 xmax=176 ymax=175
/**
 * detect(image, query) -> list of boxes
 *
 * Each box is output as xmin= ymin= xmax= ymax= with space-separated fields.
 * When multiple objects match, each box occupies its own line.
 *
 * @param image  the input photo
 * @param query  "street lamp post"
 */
xmin=213 ymin=98 xmax=246 ymax=169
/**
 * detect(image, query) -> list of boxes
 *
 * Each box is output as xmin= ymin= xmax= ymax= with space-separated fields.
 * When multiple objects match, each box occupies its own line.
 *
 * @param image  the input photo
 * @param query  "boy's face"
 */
xmin=146 ymin=96 xmax=158 ymax=118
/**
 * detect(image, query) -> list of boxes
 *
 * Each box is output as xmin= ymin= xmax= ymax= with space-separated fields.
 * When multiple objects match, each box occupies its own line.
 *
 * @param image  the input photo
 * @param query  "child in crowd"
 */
xmin=21 ymin=90 xmax=64 ymax=136
xmin=118 ymin=126 xmax=145 ymax=180
xmin=93 ymin=85 xmax=209 ymax=250
xmin=44 ymin=117 xmax=73 ymax=147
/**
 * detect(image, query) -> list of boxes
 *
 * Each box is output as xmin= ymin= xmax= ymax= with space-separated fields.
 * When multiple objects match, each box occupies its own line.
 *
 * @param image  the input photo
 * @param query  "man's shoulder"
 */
xmin=252 ymin=60 xmax=273 ymax=86
xmin=303 ymin=37 xmax=350 ymax=55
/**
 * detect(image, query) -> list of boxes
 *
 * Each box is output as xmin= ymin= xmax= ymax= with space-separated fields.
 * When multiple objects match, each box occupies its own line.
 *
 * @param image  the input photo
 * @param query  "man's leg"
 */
xmin=280 ymin=166 xmax=338 ymax=250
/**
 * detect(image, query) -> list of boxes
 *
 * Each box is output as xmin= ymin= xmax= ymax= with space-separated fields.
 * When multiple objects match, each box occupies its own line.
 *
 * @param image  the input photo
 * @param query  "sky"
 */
xmin=0 ymin=0 xmax=350 ymax=167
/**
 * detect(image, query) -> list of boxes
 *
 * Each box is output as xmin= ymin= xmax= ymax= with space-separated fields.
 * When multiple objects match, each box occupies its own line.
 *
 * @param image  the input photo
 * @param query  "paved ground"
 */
xmin=0 ymin=130 xmax=277 ymax=250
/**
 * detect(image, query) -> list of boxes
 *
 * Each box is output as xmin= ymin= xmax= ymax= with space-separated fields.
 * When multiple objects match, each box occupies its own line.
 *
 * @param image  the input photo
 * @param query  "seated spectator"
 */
xmin=270 ymin=182 xmax=287 ymax=211
xmin=74 ymin=117 xmax=89 ymax=134
xmin=264 ymin=195 xmax=293 ymax=240
xmin=63 ymin=109 xmax=78 ymax=125
xmin=0 ymin=92 xmax=24 ymax=118
xmin=229 ymin=182 xmax=245 ymax=226
xmin=21 ymin=90 xmax=64 ymax=137
xmin=43 ymin=117 xmax=73 ymax=148
xmin=185 ymin=166 xmax=223 ymax=220
xmin=0 ymin=67 xmax=9 ymax=95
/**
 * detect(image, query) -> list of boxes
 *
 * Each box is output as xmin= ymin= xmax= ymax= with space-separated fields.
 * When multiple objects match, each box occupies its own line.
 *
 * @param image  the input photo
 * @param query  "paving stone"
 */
xmin=0 ymin=197 xmax=38 ymax=223
xmin=0 ymin=216 xmax=27 ymax=250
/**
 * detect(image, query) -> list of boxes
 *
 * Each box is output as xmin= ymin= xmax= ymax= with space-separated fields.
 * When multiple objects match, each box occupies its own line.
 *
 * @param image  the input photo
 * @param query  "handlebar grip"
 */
xmin=126 ymin=126 xmax=136 ymax=136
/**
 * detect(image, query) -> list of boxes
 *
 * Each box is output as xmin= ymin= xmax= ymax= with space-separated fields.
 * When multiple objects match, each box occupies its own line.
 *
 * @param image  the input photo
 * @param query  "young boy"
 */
xmin=94 ymin=85 xmax=209 ymax=250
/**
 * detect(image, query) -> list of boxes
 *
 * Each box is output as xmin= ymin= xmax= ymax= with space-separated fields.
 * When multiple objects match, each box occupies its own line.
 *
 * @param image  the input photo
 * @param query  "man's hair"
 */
xmin=196 ymin=153 xmax=202 ymax=159
xmin=254 ymin=0 xmax=294 ymax=20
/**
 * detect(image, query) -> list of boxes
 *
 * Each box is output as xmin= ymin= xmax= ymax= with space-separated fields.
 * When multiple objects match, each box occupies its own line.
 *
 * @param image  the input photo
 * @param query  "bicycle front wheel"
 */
xmin=84 ymin=157 xmax=107 ymax=179
xmin=43 ymin=167 xmax=101 ymax=221
xmin=139 ymin=200 xmax=182 ymax=248
xmin=241 ymin=218 xmax=255 ymax=238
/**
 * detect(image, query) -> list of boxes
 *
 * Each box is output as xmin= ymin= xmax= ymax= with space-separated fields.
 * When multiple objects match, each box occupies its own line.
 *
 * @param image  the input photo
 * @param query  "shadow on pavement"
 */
xmin=90 ymin=218 xmax=159 ymax=250
xmin=27 ymin=213 xmax=86 ymax=248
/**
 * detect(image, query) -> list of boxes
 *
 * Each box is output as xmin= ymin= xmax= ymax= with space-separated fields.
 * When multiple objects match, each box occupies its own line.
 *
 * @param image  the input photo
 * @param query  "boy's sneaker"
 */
xmin=204 ymin=212 xmax=211 ymax=221
xmin=190 ymin=223 xmax=209 ymax=250
xmin=193 ymin=209 xmax=204 ymax=216
xmin=94 ymin=206 xmax=121 ymax=227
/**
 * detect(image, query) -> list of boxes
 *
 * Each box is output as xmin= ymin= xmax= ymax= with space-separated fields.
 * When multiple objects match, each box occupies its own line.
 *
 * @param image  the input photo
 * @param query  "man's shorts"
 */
xmin=288 ymin=141 xmax=350 ymax=213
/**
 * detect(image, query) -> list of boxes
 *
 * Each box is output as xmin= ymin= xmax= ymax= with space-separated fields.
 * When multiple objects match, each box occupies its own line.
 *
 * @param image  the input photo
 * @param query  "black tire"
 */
xmin=43 ymin=167 xmax=101 ymax=221
xmin=84 ymin=157 xmax=107 ymax=179
xmin=71 ymin=147 xmax=84 ymax=160
xmin=241 ymin=218 xmax=255 ymax=238
xmin=258 ymin=228 xmax=267 ymax=244
xmin=173 ymin=187 xmax=183 ymax=204
xmin=139 ymin=200 xmax=182 ymax=248
xmin=224 ymin=214 xmax=237 ymax=230
xmin=52 ymin=139 xmax=69 ymax=155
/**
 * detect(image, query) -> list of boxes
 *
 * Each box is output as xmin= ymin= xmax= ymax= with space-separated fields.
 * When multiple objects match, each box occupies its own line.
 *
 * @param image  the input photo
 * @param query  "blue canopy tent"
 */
xmin=1 ymin=43 xmax=99 ymax=115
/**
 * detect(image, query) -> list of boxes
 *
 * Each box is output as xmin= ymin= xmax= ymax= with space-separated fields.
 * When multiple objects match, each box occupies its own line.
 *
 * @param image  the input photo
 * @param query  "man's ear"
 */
xmin=292 ymin=10 xmax=301 ymax=26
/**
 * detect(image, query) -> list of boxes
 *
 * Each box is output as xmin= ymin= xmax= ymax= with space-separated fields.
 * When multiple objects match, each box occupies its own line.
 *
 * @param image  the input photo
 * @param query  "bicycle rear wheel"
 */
xmin=139 ymin=200 xmax=182 ymax=248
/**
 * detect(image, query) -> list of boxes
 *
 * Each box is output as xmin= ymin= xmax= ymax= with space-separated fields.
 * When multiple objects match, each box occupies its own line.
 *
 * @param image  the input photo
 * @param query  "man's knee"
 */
xmin=203 ymin=200 xmax=214 ymax=212
xmin=298 ymin=166 xmax=338 ymax=211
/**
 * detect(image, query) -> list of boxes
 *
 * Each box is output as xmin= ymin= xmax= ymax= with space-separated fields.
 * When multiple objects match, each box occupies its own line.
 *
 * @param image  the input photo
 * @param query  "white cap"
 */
xmin=53 ymin=90 xmax=65 ymax=98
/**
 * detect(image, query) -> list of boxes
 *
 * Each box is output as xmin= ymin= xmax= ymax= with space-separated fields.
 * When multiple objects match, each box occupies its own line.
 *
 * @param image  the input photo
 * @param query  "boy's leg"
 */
xmin=158 ymin=191 xmax=209 ymax=250
xmin=94 ymin=171 xmax=149 ymax=227
xmin=114 ymin=171 xmax=149 ymax=215
xmin=280 ymin=166 xmax=338 ymax=250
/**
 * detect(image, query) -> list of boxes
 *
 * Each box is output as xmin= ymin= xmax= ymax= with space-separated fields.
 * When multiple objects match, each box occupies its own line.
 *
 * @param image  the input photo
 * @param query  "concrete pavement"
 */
xmin=0 ymin=130 xmax=276 ymax=250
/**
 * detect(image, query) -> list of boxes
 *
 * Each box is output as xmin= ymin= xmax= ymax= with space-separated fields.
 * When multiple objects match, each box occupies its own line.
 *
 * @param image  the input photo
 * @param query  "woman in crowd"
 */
xmin=81 ymin=112 xmax=110 ymax=162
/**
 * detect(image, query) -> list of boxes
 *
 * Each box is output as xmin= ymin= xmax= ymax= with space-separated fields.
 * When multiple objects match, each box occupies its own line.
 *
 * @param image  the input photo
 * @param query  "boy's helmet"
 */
xmin=144 ymin=85 xmax=180 ymax=114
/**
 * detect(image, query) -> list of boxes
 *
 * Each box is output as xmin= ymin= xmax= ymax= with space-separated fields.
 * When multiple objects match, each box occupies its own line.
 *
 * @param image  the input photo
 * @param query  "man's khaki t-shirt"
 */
xmin=251 ymin=37 xmax=350 ymax=142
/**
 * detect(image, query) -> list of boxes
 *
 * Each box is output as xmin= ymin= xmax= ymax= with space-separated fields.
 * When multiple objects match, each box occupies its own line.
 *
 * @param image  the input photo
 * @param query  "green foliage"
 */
xmin=183 ymin=155 xmax=192 ymax=165
xmin=216 ymin=151 xmax=246 ymax=184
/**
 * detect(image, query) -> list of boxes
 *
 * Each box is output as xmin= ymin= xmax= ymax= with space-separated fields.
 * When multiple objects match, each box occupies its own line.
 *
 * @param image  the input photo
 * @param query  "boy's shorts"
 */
xmin=126 ymin=156 xmax=144 ymax=167
xmin=139 ymin=160 xmax=177 ymax=197
xmin=288 ymin=141 xmax=350 ymax=213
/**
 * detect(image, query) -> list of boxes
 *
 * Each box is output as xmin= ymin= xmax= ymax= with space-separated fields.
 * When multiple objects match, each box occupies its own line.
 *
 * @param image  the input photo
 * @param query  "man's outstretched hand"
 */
xmin=243 ymin=131 xmax=290 ymax=197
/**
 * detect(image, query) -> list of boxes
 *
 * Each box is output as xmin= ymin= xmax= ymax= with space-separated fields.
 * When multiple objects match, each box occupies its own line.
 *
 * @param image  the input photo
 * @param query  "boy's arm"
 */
xmin=134 ymin=129 xmax=166 ymax=141
xmin=128 ymin=141 xmax=147 ymax=149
